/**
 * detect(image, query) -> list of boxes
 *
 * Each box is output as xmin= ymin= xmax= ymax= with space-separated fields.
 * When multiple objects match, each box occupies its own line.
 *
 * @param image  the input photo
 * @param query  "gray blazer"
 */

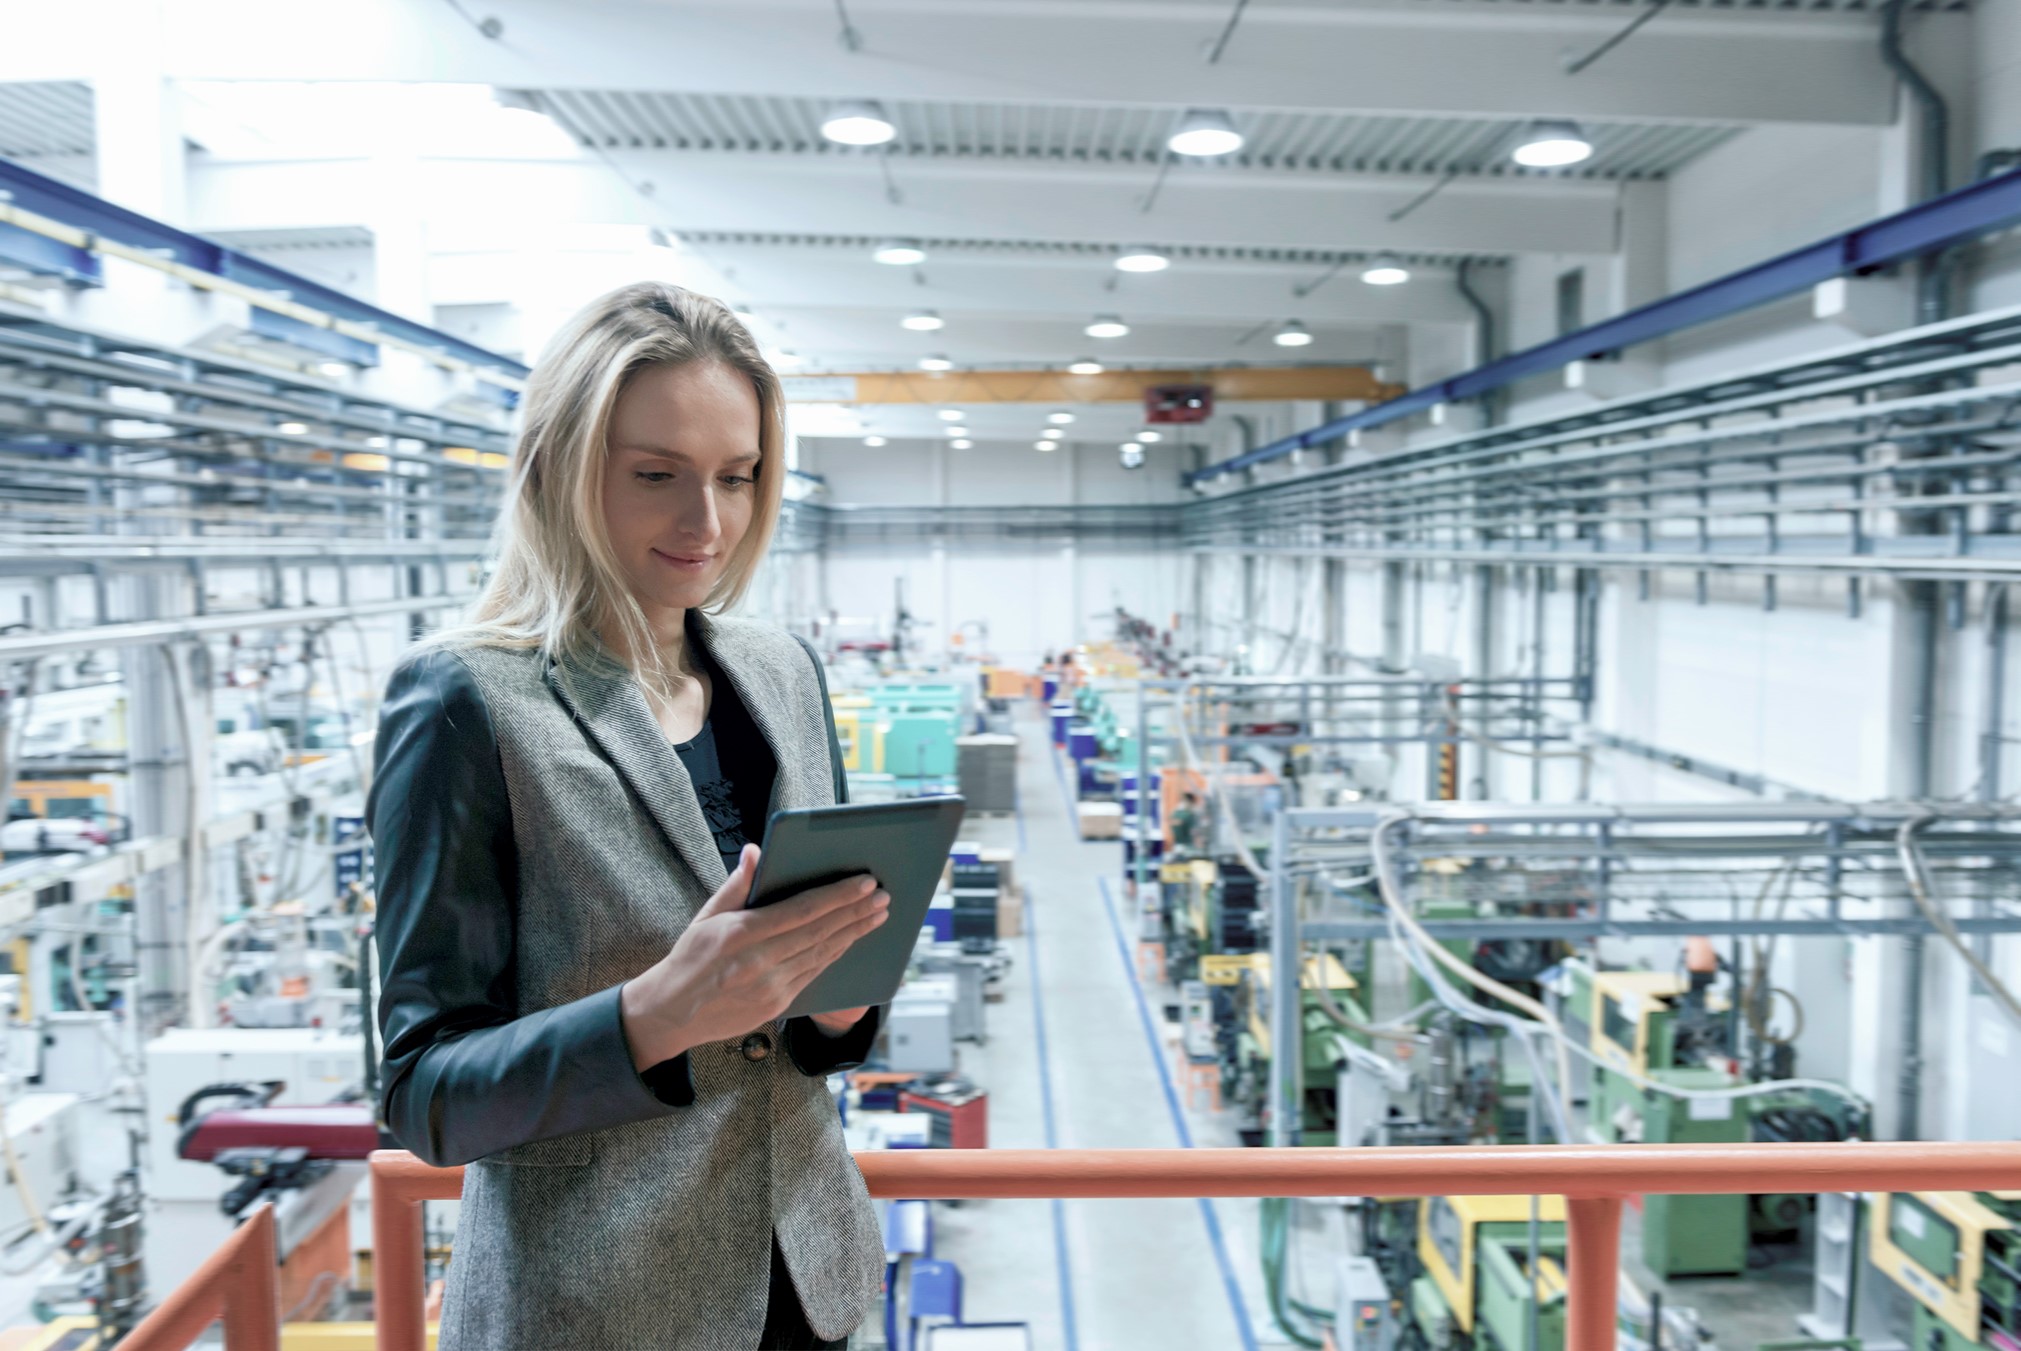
xmin=368 ymin=613 xmax=885 ymax=1350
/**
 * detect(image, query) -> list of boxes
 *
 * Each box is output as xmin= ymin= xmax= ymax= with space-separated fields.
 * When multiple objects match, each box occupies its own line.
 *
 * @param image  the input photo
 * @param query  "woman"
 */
xmin=368 ymin=281 xmax=890 ymax=1350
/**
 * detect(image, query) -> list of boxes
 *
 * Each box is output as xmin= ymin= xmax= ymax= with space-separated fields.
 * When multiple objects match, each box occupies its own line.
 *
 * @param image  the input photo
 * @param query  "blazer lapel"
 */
xmin=543 ymin=641 xmax=729 ymax=890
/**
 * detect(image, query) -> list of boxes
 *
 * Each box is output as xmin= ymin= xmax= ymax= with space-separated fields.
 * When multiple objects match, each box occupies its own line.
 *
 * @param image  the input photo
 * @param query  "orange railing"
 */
xmin=370 ymin=1141 xmax=2021 ymax=1351
xmin=120 ymin=1201 xmax=279 ymax=1351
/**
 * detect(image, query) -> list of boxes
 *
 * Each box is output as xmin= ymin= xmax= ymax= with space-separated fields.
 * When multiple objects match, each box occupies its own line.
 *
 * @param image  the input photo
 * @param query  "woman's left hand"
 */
xmin=810 ymin=1006 xmax=870 ymax=1035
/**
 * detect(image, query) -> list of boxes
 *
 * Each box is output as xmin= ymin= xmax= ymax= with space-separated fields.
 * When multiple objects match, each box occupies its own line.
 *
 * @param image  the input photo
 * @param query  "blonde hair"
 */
xmin=425 ymin=281 xmax=786 ymax=695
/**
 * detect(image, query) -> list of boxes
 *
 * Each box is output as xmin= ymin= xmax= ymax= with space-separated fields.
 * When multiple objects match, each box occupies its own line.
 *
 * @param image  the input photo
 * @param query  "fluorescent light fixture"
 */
xmin=1114 ymin=245 xmax=1171 ymax=273
xmin=1168 ymin=108 xmax=1243 ymax=157
xmin=1035 ymin=441 xmax=1057 ymax=451
xmin=863 ymin=435 xmax=888 ymax=446
xmin=1512 ymin=119 xmax=1594 ymax=168
xmin=820 ymin=99 xmax=896 ymax=146
xmin=937 ymin=409 xmax=965 ymax=421
xmin=951 ymin=439 xmax=973 ymax=449
xmin=901 ymin=310 xmax=945 ymax=331
xmin=918 ymin=354 xmax=954 ymax=371
xmin=1068 ymin=358 xmax=1104 ymax=375
xmin=874 ymin=239 xmax=926 ymax=265
xmin=1137 ymin=429 xmax=1162 ymax=442
xmin=1273 ymin=320 xmax=1315 ymax=347
xmin=1047 ymin=412 xmax=1076 ymax=425
xmin=1361 ymin=253 xmax=1410 ymax=286
xmin=1085 ymin=314 xmax=1129 ymax=339
xmin=316 ymin=361 xmax=350 ymax=378
xmin=278 ymin=421 xmax=310 ymax=434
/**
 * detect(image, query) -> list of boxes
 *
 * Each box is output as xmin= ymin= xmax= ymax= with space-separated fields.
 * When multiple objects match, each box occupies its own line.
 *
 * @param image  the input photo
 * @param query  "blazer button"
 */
xmin=741 ymin=1032 xmax=772 ymax=1062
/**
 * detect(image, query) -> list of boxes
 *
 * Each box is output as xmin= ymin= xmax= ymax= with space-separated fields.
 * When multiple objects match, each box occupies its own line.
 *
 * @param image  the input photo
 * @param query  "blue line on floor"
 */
xmin=1094 ymin=862 xmax=1262 ymax=1351
xmin=1021 ymin=875 xmax=1082 ymax=1351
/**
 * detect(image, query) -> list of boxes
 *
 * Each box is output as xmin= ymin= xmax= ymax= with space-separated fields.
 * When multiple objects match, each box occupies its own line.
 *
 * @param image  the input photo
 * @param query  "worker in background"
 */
xmin=371 ymin=282 xmax=885 ymax=1351
xmin=1171 ymin=790 xmax=1205 ymax=857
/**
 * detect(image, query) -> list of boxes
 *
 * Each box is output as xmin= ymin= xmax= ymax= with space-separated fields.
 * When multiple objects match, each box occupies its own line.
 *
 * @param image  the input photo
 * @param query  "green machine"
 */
xmin=1388 ymin=1194 xmax=1570 ymax=1351
xmin=1871 ymin=1192 xmax=2021 ymax=1351
xmin=1208 ymin=952 xmax=1367 ymax=1146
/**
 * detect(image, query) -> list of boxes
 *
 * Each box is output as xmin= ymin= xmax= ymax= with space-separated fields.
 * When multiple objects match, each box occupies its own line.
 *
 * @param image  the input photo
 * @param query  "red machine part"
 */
xmin=1144 ymin=384 xmax=1214 ymax=424
xmin=898 ymin=1088 xmax=989 ymax=1150
xmin=178 ymin=1105 xmax=380 ymax=1162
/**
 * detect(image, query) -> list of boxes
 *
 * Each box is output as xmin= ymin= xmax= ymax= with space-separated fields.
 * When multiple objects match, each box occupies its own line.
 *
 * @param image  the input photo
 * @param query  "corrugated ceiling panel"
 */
xmin=538 ymin=89 xmax=1739 ymax=180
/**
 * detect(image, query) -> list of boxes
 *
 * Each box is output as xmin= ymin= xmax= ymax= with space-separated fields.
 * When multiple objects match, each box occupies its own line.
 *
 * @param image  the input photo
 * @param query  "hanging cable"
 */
xmin=1896 ymin=814 xmax=2021 ymax=1028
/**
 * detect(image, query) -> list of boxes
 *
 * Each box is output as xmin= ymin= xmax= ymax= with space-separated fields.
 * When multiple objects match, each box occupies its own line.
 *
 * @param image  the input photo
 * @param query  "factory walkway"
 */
xmin=940 ymin=703 xmax=1280 ymax=1350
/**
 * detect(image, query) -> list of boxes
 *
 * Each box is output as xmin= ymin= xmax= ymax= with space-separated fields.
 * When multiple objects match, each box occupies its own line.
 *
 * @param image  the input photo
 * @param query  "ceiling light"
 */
xmin=820 ymin=99 xmax=896 ymax=147
xmin=937 ymin=409 xmax=965 ymax=421
xmin=316 ymin=361 xmax=349 ymax=378
xmin=1047 ymin=412 xmax=1076 ymax=425
xmin=1121 ymin=441 xmax=1143 ymax=453
xmin=1121 ymin=443 xmax=1146 ymax=469
xmin=1167 ymin=108 xmax=1243 ymax=157
xmin=1137 ymin=429 xmax=1163 ymax=442
xmin=919 ymin=354 xmax=954 ymax=371
xmin=278 ymin=421 xmax=309 ymax=434
xmin=1114 ymin=246 xmax=1171 ymax=273
xmin=946 ymin=426 xmax=970 ymax=437
xmin=1035 ymin=441 xmax=1057 ymax=452
xmin=874 ymin=239 xmax=927 ymax=266
xmin=863 ymin=435 xmax=888 ymax=446
xmin=951 ymin=439 xmax=973 ymax=449
xmin=1085 ymin=314 xmax=1129 ymax=339
xmin=1274 ymin=320 xmax=1315 ymax=347
xmin=1068 ymin=358 xmax=1104 ymax=375
xmin=1512 ymin=119 xmax=1594 ymax=169
xmin=901 ymin=310 xmax=945 ymax=331
xmin=1361 ymin=254 xmax=1411 ymax=286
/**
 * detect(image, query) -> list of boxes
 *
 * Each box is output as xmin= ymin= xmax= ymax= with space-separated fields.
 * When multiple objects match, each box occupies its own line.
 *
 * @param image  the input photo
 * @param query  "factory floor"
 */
xmin=925 ymin=702 xmax=1848 ymax=1351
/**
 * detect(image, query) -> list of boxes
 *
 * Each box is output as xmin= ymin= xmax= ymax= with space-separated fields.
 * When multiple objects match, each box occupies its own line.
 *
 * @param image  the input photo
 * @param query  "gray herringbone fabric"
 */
xmin=437 ymin=614 xmax=884 ymax=1351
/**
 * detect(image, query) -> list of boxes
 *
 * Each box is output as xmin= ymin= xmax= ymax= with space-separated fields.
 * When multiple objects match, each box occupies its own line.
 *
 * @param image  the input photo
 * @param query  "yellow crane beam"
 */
xmin=782 ymin=367 xmax=1403 ymax=405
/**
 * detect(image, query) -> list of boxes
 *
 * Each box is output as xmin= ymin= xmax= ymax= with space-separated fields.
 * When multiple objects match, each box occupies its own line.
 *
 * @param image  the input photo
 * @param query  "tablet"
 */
xmin=748 ymin=795 xmax=968 ymax=1018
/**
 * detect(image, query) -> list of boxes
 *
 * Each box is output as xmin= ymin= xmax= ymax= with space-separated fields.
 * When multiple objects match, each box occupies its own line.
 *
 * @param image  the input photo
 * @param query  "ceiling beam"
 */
xmin=188 ymin=154 xmax=1621 ymax=257
xmin=2 ymin=0 xmax=1896 ymax=128
xmin=785 ymin=366 xmax=1404 ymax=404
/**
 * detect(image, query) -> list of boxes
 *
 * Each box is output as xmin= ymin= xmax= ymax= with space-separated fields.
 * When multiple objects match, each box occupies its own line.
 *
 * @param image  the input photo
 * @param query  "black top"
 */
xmin=669 ymin=648 xmax=770 ymax=877
xmin=369 ymin=624 xmax=883 ymax=1168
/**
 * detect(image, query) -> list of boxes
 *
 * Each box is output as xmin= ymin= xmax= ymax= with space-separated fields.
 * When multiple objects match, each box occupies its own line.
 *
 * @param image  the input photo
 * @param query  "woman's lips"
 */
xmin=652 ymin=549 xmax=715 ymax=572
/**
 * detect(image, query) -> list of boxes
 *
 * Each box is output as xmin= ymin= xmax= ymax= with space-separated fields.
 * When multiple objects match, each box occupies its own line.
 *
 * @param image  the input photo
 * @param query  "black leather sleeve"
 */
xmin=370 ymin=649 xmax=692 ymax=1168
xmin=783 ymin=634 xmax=888 ymax=1076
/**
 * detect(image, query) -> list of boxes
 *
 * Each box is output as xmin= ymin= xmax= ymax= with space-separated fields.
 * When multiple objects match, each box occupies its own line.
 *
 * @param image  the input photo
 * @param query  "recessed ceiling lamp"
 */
xmin=951 ymin=439 xmax=973 ymax=449
xmin=1361 ymin=254 xmax=1411 ymax=286
xmin=1035 ymin=440 xmax=1058 ymax=452
xmin=1273 ymin=320 xmax=1315 ymax=347
xmin=918 ymin=354 xmax=954 ymax=371
xmin=820 ymin=99 xmax=896 ymax=146
xmin=874 ymin=238 xmax=927 ymax=265
xmin=901 ymin=310 xmax=944 ymax=331
xmin=1511 ymin=119 xmax=1594 ymax=169
xmin=1137 ymin=428 xmax=1163 ymax=442
xmin=1085 ymin=314 xmax=1129 ymax=339
xmin=937 ymin=408 xmax=965 ymax=421
xmin=1068 ymin=358 xmax=1105 ymax=375
xmin=863 ymin=435 xmax=888 ymax=446
xmin=1167 ymin=108 xmax=1243 ymax=157
xmin=1114 ymin=245 xmax=1171 ymax=273
xmin=1047 ymin=411 xmax=1076 ymax=425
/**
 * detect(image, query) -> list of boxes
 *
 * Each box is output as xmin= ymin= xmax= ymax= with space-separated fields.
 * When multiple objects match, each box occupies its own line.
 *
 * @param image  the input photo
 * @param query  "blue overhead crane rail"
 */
xmin=1187 ymin=165 xmax=2021 ymax=486
xmin=0 ymin=155 xmax=531 ymax=382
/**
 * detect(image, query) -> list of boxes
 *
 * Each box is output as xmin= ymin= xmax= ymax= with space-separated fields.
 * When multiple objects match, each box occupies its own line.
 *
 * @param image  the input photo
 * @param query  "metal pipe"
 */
xmin=1269 ymin=806 xmax=1299 ymax=1146
xmin=1456 ymin=257 xmax=1502 ymax=427
xmin=1566 ymin=1198 xmax=1625 ymax=1351
xmin=1881 ymin=0 xmax=1951 ymax=323
xmin=1985 ymin=584 xmax=2010 ymax=803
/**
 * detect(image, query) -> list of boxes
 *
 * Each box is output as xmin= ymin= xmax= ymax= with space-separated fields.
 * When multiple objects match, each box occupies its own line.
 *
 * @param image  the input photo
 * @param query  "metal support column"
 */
xmin=1268 ymin=807 xmax=1299 ymax=1148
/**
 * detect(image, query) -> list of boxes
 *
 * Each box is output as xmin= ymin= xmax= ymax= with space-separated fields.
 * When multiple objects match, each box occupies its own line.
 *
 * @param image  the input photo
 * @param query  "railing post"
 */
xmin=373 ymin=1154 xmax=430 ymax=1351
xmin=219 ymin=1205 xmax=280 ymax=1351
xmin=1566 ymin=1196 xmax=1623 ymax=1351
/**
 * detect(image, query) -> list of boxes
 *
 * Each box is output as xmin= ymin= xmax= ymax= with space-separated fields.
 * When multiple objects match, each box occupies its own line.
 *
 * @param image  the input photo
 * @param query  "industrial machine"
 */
xmin=1870 ymin=1191 xmax=2021 ymax=1351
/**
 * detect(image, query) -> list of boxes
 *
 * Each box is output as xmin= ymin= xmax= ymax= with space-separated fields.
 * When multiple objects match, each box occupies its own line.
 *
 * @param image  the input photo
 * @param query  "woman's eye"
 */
xmin=635 ymin=471 xmax=673 ymax=484
xmin=720 ymin=475 xmax=754 ymax=488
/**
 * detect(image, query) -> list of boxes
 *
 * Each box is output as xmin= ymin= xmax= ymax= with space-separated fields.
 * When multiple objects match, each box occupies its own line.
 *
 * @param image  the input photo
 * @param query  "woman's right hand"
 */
xmin=619 ymin=844 xmax=891 ymax=1071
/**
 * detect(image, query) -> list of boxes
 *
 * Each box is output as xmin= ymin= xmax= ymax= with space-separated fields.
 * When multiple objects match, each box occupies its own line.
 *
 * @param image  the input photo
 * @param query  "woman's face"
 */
xmin=601 ymin=359 xmax=762 ymax=626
